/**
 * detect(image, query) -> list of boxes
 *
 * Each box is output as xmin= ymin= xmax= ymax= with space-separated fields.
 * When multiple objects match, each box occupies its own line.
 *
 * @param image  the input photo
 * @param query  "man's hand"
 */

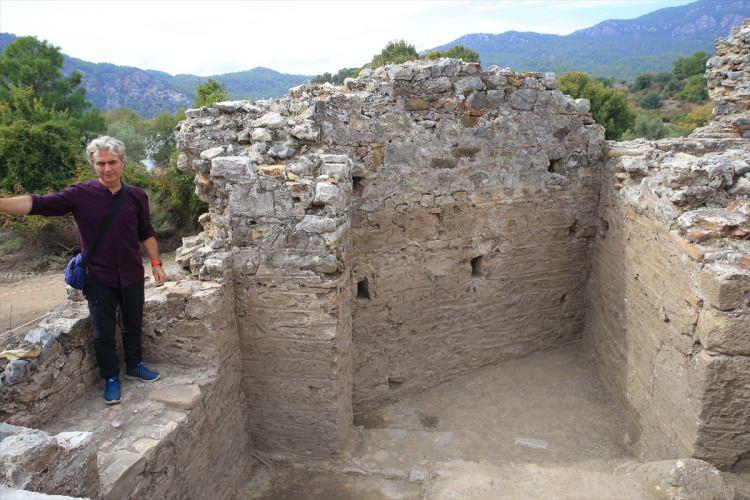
xmin=152 ymin=265 xmax=166 ymax=285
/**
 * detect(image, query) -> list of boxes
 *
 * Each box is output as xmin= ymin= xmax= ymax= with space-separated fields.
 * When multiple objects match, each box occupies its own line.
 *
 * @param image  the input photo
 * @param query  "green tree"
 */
xmin=370 ymin=40 xmax=419 ymax=68
xmin=145 ymin=109 xmax=185 ymax=166
xmin=0 ymin=99 xmax=82 ymax=192
xmin=310 ymin=72 xmax=334 ymax=84
xmin=425 ymin=45 xmax=480 ymax=63
xmin=560 ymin=72 xmax=635 ymax=140
xmin=0 ymin=36 xmax=105 ymax=194
xmin=623 ymin=114 xmax=669 ymax=140
xmin=639 ymin=91 xmax=663 ymax=109
xmin=0 ymin=37 xmax=86 ymax=113
xmin=676 ymin=74 xmax=708 ymax=102
xmin=673 ymin=51 xmax=710 ymax=79
xmin=106 ymin=121 xmax=146 ymax=163
xmin=311 ymin=67 xmax=360 ymax=85
xmin=194 ymin=79 xmax=227 ymax=107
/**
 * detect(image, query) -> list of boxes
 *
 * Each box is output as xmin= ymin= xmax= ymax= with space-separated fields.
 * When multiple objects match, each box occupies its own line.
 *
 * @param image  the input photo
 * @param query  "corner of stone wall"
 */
xmin=176 ymin=103 xmax=356 ymax=458
xmin=583 ymin=21 xmax=750 ymax=468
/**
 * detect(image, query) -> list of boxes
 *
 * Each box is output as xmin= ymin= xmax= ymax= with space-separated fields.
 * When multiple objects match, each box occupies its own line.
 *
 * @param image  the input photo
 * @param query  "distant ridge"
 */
xmin=425 ymin=0 xmax=749 ymax=79
xmin=2 ymin=0 xmax=747 ymax=116
xmin=0 ymin=32 xmax=309 ymax=117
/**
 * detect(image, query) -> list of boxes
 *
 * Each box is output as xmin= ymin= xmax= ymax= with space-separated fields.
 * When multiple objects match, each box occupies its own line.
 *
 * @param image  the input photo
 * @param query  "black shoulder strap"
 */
xmin=81 ymin=183 xmax=130 ymax=267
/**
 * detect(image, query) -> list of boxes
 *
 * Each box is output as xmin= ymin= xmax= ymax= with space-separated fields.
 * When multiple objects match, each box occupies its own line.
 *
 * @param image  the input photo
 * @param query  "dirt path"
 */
xmin=0 ymin=254 xmax=178 ymax=338
xmin=0 ymin=270 xmax=67 ymax=335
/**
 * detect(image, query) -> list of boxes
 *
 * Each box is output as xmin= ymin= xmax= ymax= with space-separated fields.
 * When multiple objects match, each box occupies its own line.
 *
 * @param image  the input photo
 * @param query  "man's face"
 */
xmin=93 ymin=150 xmax=124 ymax=189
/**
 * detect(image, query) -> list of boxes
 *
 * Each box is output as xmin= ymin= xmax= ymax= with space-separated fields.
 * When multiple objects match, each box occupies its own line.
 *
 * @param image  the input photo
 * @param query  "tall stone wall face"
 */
xmin=332 ymin=62 xmax=605 ymax=408
xmin=585 ymin=114 xmax=750 ymax=472
xmin=585 ymin=142 xmax=750 ymax=469
xmin=583 ymin=21 xmax=750 ymax=470
xmin=176 ymin=58 xmax=605 ymax=455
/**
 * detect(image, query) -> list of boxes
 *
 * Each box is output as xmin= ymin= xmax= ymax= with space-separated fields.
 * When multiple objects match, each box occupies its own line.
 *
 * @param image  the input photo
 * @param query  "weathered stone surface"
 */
xmin=0 ymin=425 xmax=98 ymax=498
xmin=633 ymin=459 xmax=734 ymax=499
xmin=148 ymin=385 xmax=202 ymax=409
xmin=251 ymin=111 xmax=286 ymax=129
xmin=583 ymin=21 xmax=750 ymax=472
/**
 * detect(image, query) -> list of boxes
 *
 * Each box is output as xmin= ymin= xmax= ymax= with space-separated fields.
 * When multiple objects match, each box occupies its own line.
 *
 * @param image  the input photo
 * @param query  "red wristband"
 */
xmin=151 ymin=260 xmax=162 ymax=267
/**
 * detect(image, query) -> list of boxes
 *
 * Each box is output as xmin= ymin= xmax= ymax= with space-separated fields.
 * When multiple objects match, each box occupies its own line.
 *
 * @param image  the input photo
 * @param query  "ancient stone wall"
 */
xmin=341 ymin=63 xmax=604 ymax=408
xmin=583 ymin=21 xmax=750 ymax=470
xmin=176 ymin=59 xmax=605 ymax=455
xmin=1 ymin=281 xmax=253 ymax=497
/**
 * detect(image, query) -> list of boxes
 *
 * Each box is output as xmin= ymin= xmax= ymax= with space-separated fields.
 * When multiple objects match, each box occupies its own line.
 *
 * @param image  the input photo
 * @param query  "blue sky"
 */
xmin=0 ymin=0 xmax=697 ymax=76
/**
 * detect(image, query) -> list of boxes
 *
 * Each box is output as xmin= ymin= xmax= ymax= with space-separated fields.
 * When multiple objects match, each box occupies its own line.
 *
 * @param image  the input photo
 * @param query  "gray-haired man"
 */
xmin=0 ymin=135 xmax=165 ymax=404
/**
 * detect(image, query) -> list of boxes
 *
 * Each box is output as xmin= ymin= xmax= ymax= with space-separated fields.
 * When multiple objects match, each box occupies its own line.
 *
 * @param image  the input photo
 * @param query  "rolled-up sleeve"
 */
xmin=135 ymin=191 xmax=156 ymax=242
xmin=29 ymin=185 xmax=79 ymax=216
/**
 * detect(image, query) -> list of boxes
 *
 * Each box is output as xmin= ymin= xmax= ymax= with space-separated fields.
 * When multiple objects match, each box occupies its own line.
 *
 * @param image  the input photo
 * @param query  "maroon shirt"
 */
xmin=30 ymin=179 xmax=156 ymax=287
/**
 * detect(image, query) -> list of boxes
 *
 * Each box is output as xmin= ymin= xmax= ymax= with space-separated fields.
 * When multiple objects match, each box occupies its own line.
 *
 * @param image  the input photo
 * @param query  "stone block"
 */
xmin=697 ymin=308 xmax=750 ymax=355
xmin=149 ymin=385 xmax=202 ymax=409
xmin=0 ymin=426 xmax=98 ymax=498
xmin=699 ymin=264 xmax=750 ymax=311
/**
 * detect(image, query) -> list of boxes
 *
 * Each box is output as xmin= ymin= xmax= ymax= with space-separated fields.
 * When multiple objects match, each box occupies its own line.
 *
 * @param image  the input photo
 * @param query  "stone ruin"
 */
xmin=1 ymin=20 xmax=749 ymax=499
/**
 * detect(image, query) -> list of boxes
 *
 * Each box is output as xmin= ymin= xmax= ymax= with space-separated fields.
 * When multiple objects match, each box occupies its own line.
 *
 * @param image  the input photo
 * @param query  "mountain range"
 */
xmin=1 ymin=0 xmax=747 ymax=117
xmin=427 ymin=0 xmax=748 ymax=80
xmin=0 ymin=32 xmax=309 ymax=117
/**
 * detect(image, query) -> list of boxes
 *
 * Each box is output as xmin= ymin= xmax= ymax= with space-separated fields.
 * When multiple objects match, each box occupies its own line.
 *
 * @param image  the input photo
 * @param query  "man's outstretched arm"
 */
xmin=0 ymin=196 xmax=32 ymax=215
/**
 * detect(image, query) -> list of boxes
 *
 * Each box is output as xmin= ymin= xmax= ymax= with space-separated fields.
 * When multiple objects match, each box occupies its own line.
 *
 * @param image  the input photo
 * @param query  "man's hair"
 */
xmin=85 ymin=136 xmax=126 ymax=165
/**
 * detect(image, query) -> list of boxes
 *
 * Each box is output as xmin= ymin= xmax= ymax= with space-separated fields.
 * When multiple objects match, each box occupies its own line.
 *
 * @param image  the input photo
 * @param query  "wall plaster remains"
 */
xmin=0 ymin=19 xmax=748 ymax=499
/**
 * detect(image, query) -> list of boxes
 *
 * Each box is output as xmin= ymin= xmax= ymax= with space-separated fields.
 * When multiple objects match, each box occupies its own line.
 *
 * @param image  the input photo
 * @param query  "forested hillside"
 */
xmin=0 ymin=33 xmax=309 ymax=117
xmin=426 ymin=0 xmax=748 ymax=79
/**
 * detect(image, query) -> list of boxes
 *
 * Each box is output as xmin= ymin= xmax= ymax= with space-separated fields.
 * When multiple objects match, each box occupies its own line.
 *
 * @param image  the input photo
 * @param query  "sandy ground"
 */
xmin=0 ymin=270 xmax=67 ymax=336
xmin=0 ymin=254 xmax=176 ymax=338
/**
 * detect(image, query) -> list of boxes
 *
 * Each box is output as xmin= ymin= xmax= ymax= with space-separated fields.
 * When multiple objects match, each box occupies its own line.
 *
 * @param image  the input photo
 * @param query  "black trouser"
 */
xmin=83 ymin=275 xmax=145 ymax=379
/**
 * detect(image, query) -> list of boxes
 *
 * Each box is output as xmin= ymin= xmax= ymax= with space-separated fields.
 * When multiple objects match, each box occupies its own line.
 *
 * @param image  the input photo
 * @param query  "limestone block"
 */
xmin=251 ymin=128 xmax=272 ymax=142
xmin=386 ymin=64 xmax=414 ymax=81
xmin=3 ymin=360 xmax=28 ymax=386
xmin=210 ymin=156 xmax=252 ymax=179
xmin=149 ymin=385 xmax=201 ymax=409
xmin=290 ymin=120 xmax=320 ymax=141
xmin=425 ymin=77 xmax=453 ymax=93
xmin=268 ymin=144 xmax=296 ymax=159
xmin=199 ymin=146 xmax=225 ymax=161
xmin=296 ymin=215 xmax=337 ymax=234
xmin=213 ymin=100 xmax=244 ymax=113
xmin=299 ymin=254 xmax=339 ymax=274
xmin=101 ymin=450 xmax=145 ymax=500
xmin=453 ymin=76 xmax=485 ymax=94
xmin=697 ymin=308 xmax=750 ymax=355
xmin=251 ymin=112 xmax=286 ymax=129
xmin=574 ymin=98 xmax=590 ymax=115
xmin=321 ymin=158 xmax=351 ymax=182
xmin=699 ymin=264 xmax=750 ymax=311
xmin=314 ymin=182 xmax=341 ymax=205
xmin=542 ymin=73 xmax=559 ymax=90
xmin=509 ymin=89 xmax=537 ymax=111
xmin=0 ymin=425 xmax=99 ymax=498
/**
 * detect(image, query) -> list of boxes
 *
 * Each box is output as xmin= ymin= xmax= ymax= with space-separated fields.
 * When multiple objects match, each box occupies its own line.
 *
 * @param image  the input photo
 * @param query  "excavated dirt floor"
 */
xmin=239 ymin=346 xmax=655 ymax=499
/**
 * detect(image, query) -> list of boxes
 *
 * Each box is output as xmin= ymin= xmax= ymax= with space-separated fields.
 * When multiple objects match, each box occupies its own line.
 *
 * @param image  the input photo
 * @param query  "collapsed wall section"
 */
xmin=176 ymin=58 xmax=606 ymax=456
xmin=583 ymin=21 xmax=750 ymax=470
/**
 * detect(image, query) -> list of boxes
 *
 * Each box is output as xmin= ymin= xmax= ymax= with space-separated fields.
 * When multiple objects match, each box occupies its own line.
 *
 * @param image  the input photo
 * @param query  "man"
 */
xmin=0 ymin=136 xmax=165 ymax=404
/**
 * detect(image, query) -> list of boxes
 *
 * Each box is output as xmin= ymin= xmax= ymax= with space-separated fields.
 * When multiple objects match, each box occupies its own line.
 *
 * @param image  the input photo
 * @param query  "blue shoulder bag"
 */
xmin=65 ymin=184 xmax=130 ymax=290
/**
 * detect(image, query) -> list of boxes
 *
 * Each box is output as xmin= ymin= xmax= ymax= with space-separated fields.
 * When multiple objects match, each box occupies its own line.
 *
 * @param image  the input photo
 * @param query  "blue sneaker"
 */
xmin=104 ymin=377 xmax=121 ymax=405
xmin=124 ymin=362 xmax=160 ymax=382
